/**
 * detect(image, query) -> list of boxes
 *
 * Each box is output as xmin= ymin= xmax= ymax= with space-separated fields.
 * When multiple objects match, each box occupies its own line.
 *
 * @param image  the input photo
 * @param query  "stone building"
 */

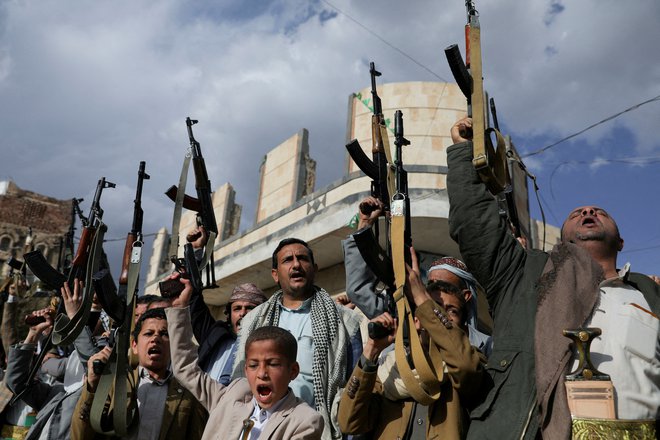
xmin=144 ymin=81 xmax=557 ymax=324
xmin=0 ymin=180 xmax=73 ymax=280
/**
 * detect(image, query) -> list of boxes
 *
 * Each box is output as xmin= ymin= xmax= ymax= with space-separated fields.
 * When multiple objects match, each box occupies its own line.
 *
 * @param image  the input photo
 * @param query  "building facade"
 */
xmin=144 ymin=81 xmax=555 ymax=323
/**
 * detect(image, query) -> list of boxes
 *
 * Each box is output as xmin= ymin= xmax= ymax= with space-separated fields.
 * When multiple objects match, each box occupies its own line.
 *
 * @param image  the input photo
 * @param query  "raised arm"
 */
xmin=446 ymin=118 xmax=526 ymax=312
xmin=167 ymin=276 xmax=229 ymax=411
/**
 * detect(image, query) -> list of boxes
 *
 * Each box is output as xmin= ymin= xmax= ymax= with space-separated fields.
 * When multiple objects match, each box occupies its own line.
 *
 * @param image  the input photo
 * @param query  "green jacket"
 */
xmin=446 ymin=142 xmax=660 ymax=439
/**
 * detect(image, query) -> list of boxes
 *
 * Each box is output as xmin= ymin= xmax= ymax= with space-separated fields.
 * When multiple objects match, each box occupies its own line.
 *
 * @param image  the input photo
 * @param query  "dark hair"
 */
xmin=132 ymin=307 xmax=167 ymax=340
xmin=245 ymin=326 xmax=297 ymax=364
xmin=271 ymin=238 xmax=314 ymax=269
xmin=136 ymin=294 xmax=162 ymax=305
xmin=426 ymin=280 xmax=467 ymax=321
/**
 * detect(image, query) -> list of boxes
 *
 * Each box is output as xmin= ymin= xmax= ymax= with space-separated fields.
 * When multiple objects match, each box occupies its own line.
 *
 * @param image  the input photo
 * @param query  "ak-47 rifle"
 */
xmin=90 ymin=162 xmax=150 ymax=436
xmin=12 ymin=178 xmax=114 ymax=405
xmin=158 ymin=243 xmax=202 ymax=298
xmin=489 ymin=97 xmax=523 ymax=238
xmin=25 ymin=178 xmax=114 ymax=293
xmin=57 ymin=198 xmax=84 ymax=274
xmin=346 ymin=62 xmax=396 ymax=290
xmin=445 ymin=0 xmax=509 ymax=196
xmin=95 ymin=162 xmax=150 ymax=324
xmin=165 ymin=117 xmax=218 ymax=288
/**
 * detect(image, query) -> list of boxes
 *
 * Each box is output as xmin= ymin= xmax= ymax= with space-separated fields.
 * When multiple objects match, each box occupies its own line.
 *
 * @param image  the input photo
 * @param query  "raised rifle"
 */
xmin=346 ymin=62 xmax=396 ymax=290
xmin=95 ymin=162 xmax=149 ymax=324
xmin=489 ymin=97 xmax=523 ymax=238
xmin=165 ymin=117 xmax=218 ymax=288
xmin=158 ymin=243 xmax=202 ymax=298
xmin=445 ymin=0 xmax=509 ymax=196
xmin=12 ymin=178 xmax=114 ymax=405
xmin=90 ymin=162 xmax=150 ymax=436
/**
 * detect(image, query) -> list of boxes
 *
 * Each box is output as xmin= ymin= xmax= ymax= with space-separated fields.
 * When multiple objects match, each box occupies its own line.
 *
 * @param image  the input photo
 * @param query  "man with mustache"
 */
xmin=447 ymin=116 xmax=660 ymax=439
xmin=232 ymin=238 xmax=363 ymax=440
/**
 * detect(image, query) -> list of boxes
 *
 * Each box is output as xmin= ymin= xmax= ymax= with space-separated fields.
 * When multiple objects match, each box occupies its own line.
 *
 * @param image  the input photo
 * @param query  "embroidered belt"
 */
xmin=572 ymin=417 xmax=656 ymax=440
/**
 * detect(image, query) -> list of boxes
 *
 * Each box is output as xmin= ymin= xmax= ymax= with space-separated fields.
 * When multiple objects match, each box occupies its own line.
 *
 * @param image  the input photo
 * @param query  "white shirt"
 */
xmin=246 ymin=391 xmax=290 ymax=440
xmin=574 ymin=264 xmax=660 ymax=419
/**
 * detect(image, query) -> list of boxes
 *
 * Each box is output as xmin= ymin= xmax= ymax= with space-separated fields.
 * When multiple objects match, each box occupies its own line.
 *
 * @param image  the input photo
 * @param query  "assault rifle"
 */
xmin=165 ymin=117 xmax=218 ymax=288
xmin=346 ymin=62 xmax=396 ymax=289
xmin=13 ymin=178 xmax=113 ymax=405
xmin=25 ymin=178 xmax=114 ymax=292
xmin=489 ymin=98 xmax=522 ymax=238
xmin=89 ymin=162 xmax=150 ymax=436
xmin=445 ymin=0 xmax=509 ymax=196
xmin=158 ymin=243 xmax=202 ymax=298
xmin=57 ymin=198 xmax=84 ymax=274
xmin=95 ymin=162 xmax=150 ymax=323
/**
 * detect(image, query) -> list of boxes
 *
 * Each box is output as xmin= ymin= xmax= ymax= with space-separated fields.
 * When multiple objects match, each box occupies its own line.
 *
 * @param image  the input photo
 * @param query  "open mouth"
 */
xmin=581 ymin=217 xmax=597 ymax=226
xmin=147 ymin=346 xmax=162 ymax=358
xmin=257 ymin=385 xmax=273 ymax=399
xmin=290 ymin=272 xmax=305 ymax=282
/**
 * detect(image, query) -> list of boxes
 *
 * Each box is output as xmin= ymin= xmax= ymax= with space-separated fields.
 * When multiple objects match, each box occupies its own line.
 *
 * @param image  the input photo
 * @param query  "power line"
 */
xmin=319 ymin=0 xmax=449 ymax=82
xmin=522 ymin=94 xmax=660 ymax=158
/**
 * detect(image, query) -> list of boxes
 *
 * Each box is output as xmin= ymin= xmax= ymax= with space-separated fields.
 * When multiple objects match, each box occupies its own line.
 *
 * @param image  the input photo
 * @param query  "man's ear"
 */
xmin=289 ymin=361 xmax=300 ymax=381
xmin=131 ymin=338 xmax=138 ymax=355
xmin=617 ymin=237 xmax=624 ymax=252
xmin=462 ymin=289 xmax=472 ymax=303
xmin=271 ymin=268 xmax=279 ymax=284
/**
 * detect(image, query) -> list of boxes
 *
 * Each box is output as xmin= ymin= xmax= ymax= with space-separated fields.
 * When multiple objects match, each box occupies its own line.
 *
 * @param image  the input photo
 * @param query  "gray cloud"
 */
xmin=1 ymin=0 xmax=658 ymax=280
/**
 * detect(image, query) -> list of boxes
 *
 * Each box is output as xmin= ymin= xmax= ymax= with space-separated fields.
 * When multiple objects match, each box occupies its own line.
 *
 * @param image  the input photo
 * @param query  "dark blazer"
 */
xmin=189 ymin=292 xmax=235 ymax=373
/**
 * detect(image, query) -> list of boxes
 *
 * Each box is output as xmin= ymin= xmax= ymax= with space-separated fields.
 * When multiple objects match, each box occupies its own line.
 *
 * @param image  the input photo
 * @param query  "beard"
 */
xmin=575 ymin=230 xmax=606 ymax=241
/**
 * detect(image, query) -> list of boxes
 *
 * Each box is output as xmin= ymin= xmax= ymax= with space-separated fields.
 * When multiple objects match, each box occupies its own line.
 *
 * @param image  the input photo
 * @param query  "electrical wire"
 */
xmin=319 ymin=0 xmax=449 ymax=82
xmin=522 ymin=94 xmax=660 ymax=158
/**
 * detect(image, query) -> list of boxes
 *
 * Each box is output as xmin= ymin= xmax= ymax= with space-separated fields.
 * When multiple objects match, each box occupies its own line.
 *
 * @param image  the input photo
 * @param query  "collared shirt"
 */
xmin=245 ymin=391 xmax=290 ymax=440
xmin=572 ymin=263 xmax=660 ymax=419
xmin=128 ymin=368 xmax=172 ymax=440
xmin=207 ymin=337 xmax=236 ymax=385
xmin=276 ymin=296 xmax=315 ymax=407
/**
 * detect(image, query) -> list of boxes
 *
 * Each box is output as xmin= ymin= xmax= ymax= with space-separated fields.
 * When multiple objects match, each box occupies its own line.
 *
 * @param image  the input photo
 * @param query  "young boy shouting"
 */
xmin=167 ymin=276 xmax=323 ymax=440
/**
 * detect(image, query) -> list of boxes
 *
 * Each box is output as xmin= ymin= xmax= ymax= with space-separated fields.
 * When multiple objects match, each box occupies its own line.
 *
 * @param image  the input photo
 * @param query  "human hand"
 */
xmin=24 ymin=308 xmax=54 ymax=344
xmin=405 ymin=247 xmax=431 ymax=307
xmin=357 ymin=197 xmax=385 ymax=229
xmin=61 ymin=279 xmax=83 ymax=319
xmin=364 ymin=312 xmax=397 ymax=362
xmin=169 ymin=273 xmax=193 ymax=308
xmin=186 ymin=225 xmax=208 ymax=250
xmin=450 ymin=116 xmax=473 ymax=144
xmin=334 ymin=293 xmax=355 ymax=310
xmin=86 ymin=346 xmax=113 ymax=391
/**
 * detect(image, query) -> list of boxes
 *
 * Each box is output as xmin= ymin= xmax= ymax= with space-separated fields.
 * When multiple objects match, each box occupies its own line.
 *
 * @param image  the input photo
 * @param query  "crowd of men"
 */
xmin=0 ymin=116 xmax=657 ymax=439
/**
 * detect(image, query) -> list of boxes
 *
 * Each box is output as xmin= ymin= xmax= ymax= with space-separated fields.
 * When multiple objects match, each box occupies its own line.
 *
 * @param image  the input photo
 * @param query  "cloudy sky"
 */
xmin=1 ymin=0 xmax=659 ymax=282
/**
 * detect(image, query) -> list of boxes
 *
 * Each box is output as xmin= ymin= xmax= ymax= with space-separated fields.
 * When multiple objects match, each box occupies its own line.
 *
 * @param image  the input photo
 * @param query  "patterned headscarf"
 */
xmin=428 ymin=256 xmax=480 ymax=328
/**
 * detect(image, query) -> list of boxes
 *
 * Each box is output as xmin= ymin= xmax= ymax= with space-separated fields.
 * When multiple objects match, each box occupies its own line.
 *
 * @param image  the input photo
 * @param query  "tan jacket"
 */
xmin=71 ymin=371 xmax=208 ymax=440
xmin=165 ymin=306 xmax=324 ymax=440
xmin=337 ymin=300 xmax=487 ymax=440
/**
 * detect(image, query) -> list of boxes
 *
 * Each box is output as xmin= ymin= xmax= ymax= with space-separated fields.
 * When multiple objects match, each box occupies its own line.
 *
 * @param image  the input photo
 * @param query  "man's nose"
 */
xmin=582 ymin=207 xmax=596 ymax=216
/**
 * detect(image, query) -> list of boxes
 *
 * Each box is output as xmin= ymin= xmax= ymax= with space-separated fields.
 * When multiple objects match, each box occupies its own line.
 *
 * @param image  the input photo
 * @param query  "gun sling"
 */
xmin=391 ymin=202 xmax=444 ymax=405
xmin=468 ymin=17 xmax=509 ymax=195
xmin=51 ymin=224 xmax=107 ymax=346
xmin=90 ymin=240 xmax=142 ymax=435
xmin=168 ymin=152 xmax=192 ymax=261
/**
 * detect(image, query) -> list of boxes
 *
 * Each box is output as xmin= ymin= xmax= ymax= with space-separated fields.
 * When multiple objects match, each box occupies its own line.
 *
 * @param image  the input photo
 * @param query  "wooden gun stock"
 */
xmin=118 ymin=232 xmax=135 ymax=285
